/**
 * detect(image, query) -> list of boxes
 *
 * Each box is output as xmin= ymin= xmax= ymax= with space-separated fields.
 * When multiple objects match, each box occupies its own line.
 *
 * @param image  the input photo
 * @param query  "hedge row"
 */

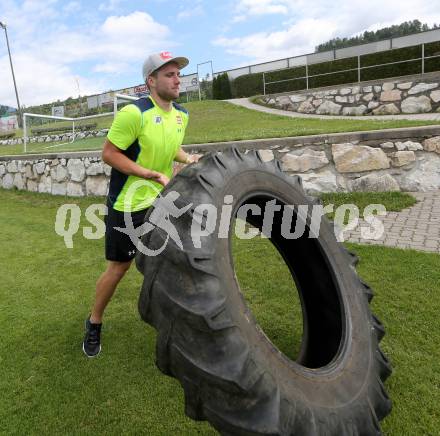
xmin=233 ymin=73 xmax=264 ymax=97
xmin=263 ymin=66 xmax=307 ymax=94
xmin=308 ymin=57 xmax=358 ymax=89
xmin=424 ymin=41 xmax=440 ymax=74
xmin=233 ymin=41 xmax=440 ymax=97
xmin=31 ymin=122 xmax=97 ymax=135
xmin=0 ymin=132 xmax=15 ymax=139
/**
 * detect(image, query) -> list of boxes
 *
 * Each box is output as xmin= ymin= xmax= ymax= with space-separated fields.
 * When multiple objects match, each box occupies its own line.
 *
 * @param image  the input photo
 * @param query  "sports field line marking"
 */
xmin=45 ymin=141 xmax=73 ymax=149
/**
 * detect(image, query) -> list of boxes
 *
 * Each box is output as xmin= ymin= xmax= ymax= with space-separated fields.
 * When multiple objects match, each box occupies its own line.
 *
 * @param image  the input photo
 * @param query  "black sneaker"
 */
xmin=82 ymin=317 xmax=102 ymax=357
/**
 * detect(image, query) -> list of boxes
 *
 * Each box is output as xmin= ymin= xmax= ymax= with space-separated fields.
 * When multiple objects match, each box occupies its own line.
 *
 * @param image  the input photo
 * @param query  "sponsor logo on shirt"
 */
xmin=154 ymin=115 xmax=162 ymax=124
xmin=176 ymin=115 xmax=182 ymax=125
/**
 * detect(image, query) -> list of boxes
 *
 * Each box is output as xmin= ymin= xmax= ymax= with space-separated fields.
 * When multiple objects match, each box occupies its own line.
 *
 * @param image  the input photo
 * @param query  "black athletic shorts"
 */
xmin=105 ymin=204 xmax=149 ymax=262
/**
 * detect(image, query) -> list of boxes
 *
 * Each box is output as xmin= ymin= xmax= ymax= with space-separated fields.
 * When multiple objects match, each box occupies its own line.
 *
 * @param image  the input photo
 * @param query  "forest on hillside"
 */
xmin=316 ymin=20 xmax=439 ymax=52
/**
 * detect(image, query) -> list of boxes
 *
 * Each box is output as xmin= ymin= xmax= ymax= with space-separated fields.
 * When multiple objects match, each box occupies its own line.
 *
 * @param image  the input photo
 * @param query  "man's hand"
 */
xmin=151 ymin=173 xmax=170 ymax=187
xmin=186 ymin=154 xmax=201 ymax=164
xmin=103 ymin=140 xmax=170 ymax=186
xmin=138 ymin=167 xmax=169 ymax=186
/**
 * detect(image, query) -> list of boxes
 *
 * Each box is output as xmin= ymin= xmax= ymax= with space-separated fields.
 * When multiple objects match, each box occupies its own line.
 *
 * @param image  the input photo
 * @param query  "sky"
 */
xmin=1 ymin=0 xmax=440 ymax=108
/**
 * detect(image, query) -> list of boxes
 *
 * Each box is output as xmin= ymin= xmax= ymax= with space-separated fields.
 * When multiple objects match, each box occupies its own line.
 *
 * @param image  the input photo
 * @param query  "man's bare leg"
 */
xmin=89 ymin=260 xmax=132 ymax=324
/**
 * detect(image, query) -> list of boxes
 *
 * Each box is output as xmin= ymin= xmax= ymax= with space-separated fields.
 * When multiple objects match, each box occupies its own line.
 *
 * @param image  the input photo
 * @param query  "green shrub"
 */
xmin=425 ymin=57 xmax=440 ymax=73
xmin=31 ymin=123 xmax=97 ymax=135
xmin=265 ymin=66 xmax=307 ymax=94
xmin=424 ymin=41 xmax=440 ymax=73
xmin=309 ymin=57 xmax=358 ymax=88
xmin=233 ymin=72 xmax=264 ymax=97
xmin=213 ymin=73 xmax=232 ymax=99
xmin=361 ymin=45 xmax=421 ymax=67
xmin=221 ymin=74 xmax=232 ymax=99
xmin=212 ymin=76 xmax=219 ymax=99
xmin=0 ymin=132 xmax=15 ymax=139
xmin=424 ymin=41 xmax=440 ymax=57
xmin=266 ymin=66 xmax=306 ymax=81
xmin=265 ymin=78 xmax=307 ymax=94
xmin=309 ymin=57 xmax=358 ymax=75
xmin=361 ymin=59 xmax=421 ymax=81
xmin=309 ymin=70 xmax=358 ymax=88
xmin=360 ymin=45 xmax=422 ymax=80
xmin=233 ymin=67 xmax=307 ymax=97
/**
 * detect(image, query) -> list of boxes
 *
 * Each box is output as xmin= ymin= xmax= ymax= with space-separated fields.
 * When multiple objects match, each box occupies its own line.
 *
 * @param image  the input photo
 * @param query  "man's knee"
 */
xmin=106 ymin=260 xmax=132 ymax=280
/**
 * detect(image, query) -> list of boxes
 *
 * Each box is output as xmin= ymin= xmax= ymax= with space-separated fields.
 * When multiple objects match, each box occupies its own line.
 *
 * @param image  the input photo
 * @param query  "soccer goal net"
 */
xmin=22 ymin=93 xmax=140 ymax=154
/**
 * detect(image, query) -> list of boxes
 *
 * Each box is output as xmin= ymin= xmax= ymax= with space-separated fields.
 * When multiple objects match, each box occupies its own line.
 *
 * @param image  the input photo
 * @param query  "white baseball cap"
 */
xmin=142 ymin=52 xmax=189 ymax=82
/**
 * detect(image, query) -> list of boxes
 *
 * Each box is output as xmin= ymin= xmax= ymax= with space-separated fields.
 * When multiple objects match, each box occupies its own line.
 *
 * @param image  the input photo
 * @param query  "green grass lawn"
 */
xmin=320 ymin=191 xmax=417 ymax=212
xmin=321 ymin=191 xmax=418 ymax=222
xmin=1 ymin=100 xmax=439 ymax=156
xmin=1 ymin=188 xmax=439 ymax=435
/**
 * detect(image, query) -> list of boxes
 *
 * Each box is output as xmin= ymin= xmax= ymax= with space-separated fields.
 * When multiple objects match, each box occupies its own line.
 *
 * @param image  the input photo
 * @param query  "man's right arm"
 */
xmin=102 ymin=139 xmax=169 ymax=186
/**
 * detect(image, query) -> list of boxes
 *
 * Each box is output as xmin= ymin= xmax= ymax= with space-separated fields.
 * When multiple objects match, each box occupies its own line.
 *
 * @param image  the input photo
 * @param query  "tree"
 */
xmin=212 ymin=73 xmax=232 ymax=100
xmin=220 ymin=73 xmax=232 ymax=99
xmin=199 ymin=73 xmax=213 ymax=100
xmin=315 ymin=20 xmax=440 ymax=52
xmin=212 ymin=76 xmax=219 ymax=99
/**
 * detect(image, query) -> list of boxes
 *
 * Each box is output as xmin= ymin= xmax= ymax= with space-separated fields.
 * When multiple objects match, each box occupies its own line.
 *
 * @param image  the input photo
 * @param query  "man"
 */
xmin=83 ymin=52 xmax=198 ymax=357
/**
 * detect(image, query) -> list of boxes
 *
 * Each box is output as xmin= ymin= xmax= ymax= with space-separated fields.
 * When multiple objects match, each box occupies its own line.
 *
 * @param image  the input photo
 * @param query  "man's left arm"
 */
xmin=174 ymin=110 xmax=200 ymax=164
xmin=174 ymin=147 xmax=199 ymax=164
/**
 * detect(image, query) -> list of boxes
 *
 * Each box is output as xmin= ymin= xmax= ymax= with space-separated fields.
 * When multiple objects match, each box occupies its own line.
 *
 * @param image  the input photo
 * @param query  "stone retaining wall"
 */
xmin=0 ymin=128 xmax=109 ymax=147
xmin=1 ymin=126 xmax=440 ymax=196
xmin=0 ymin=154 xmax=112 ymax=196
xmin=261 ymin=73 xmax=440 ymax=116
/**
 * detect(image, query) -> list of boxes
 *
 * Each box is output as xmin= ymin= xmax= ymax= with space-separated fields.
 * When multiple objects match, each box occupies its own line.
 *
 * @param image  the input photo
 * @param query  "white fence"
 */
xmin=215 ymin=28 xmax=440 ymax=80
xmin=262 ymin=47 xmax=440 ymax=95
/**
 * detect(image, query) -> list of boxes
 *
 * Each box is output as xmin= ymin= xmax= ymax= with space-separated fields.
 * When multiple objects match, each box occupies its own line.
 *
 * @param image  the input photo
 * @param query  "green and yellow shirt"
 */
xmin=107 ymin=96 xmax=189 ymax=212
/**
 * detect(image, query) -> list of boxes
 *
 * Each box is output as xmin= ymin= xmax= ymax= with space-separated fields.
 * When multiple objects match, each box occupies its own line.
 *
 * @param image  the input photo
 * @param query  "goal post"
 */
xmin=23 ymin=112 xmax=71 ymax=153
xmin=22 ymin=112 xmax=113 ymax=153
xmin=22 ymin=93 xmax=142 ymax=153
xmin=113 ymin=93 xmax=139 ymax=115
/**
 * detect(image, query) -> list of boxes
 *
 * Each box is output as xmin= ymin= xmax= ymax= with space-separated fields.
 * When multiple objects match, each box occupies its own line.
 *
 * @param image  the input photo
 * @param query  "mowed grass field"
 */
xmin=1 ymin=100 xmax=439 ymax=156
xmin=1 ymin=189 xmax=439 ymax=435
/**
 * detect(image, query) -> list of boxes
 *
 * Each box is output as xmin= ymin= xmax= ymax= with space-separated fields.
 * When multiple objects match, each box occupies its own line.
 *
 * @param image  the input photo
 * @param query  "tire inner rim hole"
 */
xmin=231 ymin=194 xmax=344 ymax=369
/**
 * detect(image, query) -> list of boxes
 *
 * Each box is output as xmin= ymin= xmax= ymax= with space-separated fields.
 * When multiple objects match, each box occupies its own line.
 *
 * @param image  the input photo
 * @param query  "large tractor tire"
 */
xmin=136 ymin=147 xmax=392 ymax=435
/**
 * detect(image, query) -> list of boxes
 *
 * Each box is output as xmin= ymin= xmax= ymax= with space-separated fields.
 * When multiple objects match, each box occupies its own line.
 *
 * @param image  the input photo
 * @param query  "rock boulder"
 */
xmin=332 ymin=143 xmax=390 ymax=173
xmin=372 ymin=103 xmax=400 ymax=115
xmin=401 ymin=96 xmax=432 ymax=113
xmin=422 ymin=136 xmax=440 ymax=154
xmin=316 ymin=101 xmax=342 ymax=115
xmin=351 ymin=173 xmax=400 ymax=192
xmin=389 ymin=151 xmax=416 ymax=167
xmin=282 ymin=149 xmax=329 ymax=172
xmin=408 ymin=82 xmax=438 ymax=95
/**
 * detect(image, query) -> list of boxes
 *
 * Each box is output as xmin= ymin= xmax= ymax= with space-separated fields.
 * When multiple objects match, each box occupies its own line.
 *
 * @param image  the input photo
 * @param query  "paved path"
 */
xmin=227 ymin=98 xmax=440 ymax=254
xmin=345 ymin=191 xmax=440 ymax=253
xmin=227 ymin=98 xmax=440 ymax=121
